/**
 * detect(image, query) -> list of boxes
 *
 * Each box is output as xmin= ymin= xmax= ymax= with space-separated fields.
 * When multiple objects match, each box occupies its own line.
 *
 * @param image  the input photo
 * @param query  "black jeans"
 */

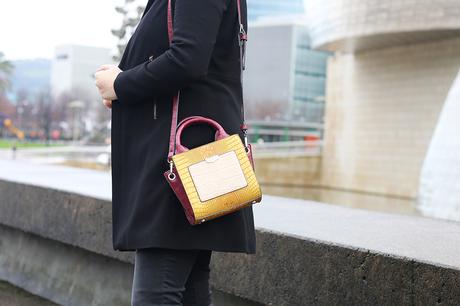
xmin=131 ymin=247 xmax=213 ymax=306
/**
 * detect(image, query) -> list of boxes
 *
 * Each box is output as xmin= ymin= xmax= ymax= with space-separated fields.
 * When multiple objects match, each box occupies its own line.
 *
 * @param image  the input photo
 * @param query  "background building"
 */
xmin=50 ymin=44 xmax=114 ymax=101
xmin=247 ymin=0 xmax=305 ymax=22
xmin=8 ymin=59 xmax=50 ymax=102
xmin=306 ymin=0 xmax=460 ymax=201
xmin=244 ymin=20 xmax=330 ymax=140
xmin=50 ymin=44 xmax=115 ymax=140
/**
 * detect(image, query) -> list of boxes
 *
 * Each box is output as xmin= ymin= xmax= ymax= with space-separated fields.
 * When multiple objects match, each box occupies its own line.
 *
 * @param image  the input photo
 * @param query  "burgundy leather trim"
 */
xmin=247 ymin=143 xmax=255 ymax=171
xmin=175 ymin=116 xmax=230 ymax=153
xmin=164 ymin=167 xmax=197 ymax=225
xmin=166 ymin=0 xmax=179 ymax=163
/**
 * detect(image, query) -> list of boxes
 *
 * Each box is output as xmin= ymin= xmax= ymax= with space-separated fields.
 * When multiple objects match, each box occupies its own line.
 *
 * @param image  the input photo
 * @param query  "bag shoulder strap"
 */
xmin=166 ymin=0 xmax=248 ymax=165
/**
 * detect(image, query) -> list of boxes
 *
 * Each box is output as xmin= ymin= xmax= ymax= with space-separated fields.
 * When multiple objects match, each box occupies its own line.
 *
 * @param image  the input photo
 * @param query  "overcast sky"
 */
xmin=0 ymin=0 xmax=125 ymax=60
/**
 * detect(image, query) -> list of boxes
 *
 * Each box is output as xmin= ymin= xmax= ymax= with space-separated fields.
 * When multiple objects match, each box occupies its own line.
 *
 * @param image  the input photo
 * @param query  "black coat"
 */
xmin=110 ymin=0 xmax=256 ymax=254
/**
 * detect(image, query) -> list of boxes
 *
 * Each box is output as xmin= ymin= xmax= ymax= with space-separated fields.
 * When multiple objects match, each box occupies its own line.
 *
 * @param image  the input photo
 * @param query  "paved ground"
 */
xmin=0 ymin=281 xmax=59 ymax=306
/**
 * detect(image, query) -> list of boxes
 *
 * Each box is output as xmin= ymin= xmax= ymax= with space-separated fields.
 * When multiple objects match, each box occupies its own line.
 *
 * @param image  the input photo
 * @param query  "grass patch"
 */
xmin=0 ymin=139 xmax=66 ymax=149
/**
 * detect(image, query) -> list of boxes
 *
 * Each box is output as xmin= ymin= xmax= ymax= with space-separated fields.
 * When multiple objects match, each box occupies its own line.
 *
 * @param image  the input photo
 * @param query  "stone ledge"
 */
xmin=1 ymin=159 xmax=460 ymax=305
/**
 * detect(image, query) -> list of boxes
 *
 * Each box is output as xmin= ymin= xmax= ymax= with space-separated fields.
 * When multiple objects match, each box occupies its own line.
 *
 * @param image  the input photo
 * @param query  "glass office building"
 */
xmin=248 ymin=0 xmax=305 ymax=22
xmin=292 ymin=27 xmax=329 ymax=123
xmin=243 ymin=22 xmax=330 ymax=126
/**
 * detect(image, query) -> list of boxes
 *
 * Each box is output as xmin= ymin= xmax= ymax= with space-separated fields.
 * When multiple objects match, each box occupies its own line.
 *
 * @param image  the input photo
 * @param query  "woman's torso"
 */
xmin=110 ymin=0 xmax=256 ymax=253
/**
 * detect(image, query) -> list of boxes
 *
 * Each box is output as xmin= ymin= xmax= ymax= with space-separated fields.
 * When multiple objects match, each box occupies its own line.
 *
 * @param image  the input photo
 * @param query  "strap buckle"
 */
xmin=239 ymin=24 xmax=247 ymax=43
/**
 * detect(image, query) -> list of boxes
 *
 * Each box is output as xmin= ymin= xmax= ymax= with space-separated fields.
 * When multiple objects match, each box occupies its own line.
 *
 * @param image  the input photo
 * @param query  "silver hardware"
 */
xmin=201 ymin=219 xmax=206 ymax=223
xmin=242 ymin=132 xmax=250 ymax=153
xmin=153 ymin=101 xmax=158 ymax=119
xmin=149 ymin=55 xmax=155 ymax=62
xmin=239 ymin=24 xmax=246 ymax=38
xmin=167 ymin=159 xmax=176 ymax=180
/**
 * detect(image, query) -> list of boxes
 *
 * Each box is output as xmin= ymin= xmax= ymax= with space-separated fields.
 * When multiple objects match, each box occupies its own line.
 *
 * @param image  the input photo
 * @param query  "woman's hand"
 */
xmin=102 ymin=99 xmax=113 ymax=109
xmin=95 ymin=64 xmax=122 ymax=104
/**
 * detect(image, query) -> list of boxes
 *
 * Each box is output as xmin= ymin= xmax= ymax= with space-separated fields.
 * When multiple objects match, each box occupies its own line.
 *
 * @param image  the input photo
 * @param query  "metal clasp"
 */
xmin=241 ymin=128 xmax=250 ymax=153
xmin=167 ymin=158 xmax=176 ymax=180
xmin=239 ymin=24 xmax=247 ymax=42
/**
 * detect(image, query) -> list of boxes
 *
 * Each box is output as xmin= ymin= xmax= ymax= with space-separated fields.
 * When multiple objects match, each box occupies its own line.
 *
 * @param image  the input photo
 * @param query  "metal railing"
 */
xmin=251 ymin=140 xmax=323 ymax=157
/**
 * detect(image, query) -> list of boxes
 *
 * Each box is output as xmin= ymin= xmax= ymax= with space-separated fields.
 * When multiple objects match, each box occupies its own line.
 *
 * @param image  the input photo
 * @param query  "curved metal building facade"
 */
xmin=306 ymin=0 xmax=460 ymax=205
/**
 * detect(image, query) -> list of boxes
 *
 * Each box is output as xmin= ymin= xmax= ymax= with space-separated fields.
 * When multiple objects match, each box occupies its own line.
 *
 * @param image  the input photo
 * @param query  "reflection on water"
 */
xmin=263 ymin=184 xmax=421 ymax=217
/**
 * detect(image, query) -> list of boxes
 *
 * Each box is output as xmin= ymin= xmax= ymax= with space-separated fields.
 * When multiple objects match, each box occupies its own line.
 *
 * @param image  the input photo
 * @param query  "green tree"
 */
xmin=0 ymin=51 xmax=14 ymax=94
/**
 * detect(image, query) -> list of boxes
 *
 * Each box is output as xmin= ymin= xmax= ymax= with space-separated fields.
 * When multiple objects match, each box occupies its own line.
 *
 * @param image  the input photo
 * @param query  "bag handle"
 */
xmin=174 ymin=116 xmax=230 ymax=154
xmin=166 ymin=0 xmax=248 ymax=166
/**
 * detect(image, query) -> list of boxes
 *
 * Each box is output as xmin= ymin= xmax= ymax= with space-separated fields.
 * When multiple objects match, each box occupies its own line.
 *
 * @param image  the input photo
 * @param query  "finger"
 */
xmin=96 ymin=65 xmax=110 ymax=72
xmin=96 ymin=64 xmax=114 ymax=72
xmin=94 ymin=71 xmax=103 ymax=83
xmin=103 ymin=99 xmax=112 ymax=109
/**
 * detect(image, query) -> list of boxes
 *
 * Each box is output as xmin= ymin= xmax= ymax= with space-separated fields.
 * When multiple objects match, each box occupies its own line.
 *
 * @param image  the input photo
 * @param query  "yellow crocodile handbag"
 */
xmin=164 ymin=115 xmax=262 ymax=225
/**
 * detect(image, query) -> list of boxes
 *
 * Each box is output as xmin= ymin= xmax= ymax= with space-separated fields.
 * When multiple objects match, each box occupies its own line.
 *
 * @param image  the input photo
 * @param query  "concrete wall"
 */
xmin=0 ymin=224 xmax=133 ymax=306
xmin=2 ymin=161 xmax=460 ymax=305
xmin=4 ymin=221 xmax=460 ymax=306
xmin=320 ymin=36 xmax=460 ymax=198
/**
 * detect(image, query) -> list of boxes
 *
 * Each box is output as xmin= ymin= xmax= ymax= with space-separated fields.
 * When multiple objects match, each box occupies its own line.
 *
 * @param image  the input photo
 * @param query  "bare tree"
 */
xmin=35 ymin=89 xmax=52 ymax=143
xmin=246 ymin=100 xmax=285 ymax=121
xmin=111 ymin=0 xmax=145 ymax=62
xmin=0 ymin=51 xmax=14 ymax=94
xmin=0 ymin=95 xmax=15 ymax=116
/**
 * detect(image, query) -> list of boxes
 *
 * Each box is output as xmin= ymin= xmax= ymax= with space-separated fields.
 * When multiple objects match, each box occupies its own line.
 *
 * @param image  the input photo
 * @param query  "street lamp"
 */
xmin=68 ymin=100 xmax=85 ymax=143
